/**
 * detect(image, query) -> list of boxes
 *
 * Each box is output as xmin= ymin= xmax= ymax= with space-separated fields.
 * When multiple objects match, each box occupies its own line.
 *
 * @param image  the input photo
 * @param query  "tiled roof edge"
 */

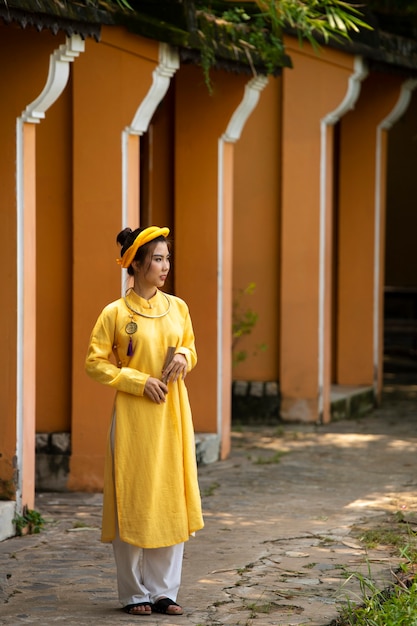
xmin=0 ymin=2 xmax=105 ymax=39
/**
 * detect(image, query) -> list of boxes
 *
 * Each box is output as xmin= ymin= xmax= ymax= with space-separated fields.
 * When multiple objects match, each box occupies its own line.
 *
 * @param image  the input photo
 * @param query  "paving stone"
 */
xmin=0 ymin=390 xmax=416 ymax=624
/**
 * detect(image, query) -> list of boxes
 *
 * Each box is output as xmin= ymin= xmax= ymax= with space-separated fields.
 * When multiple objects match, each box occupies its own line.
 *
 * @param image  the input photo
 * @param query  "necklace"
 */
xmin=124 ymin=291 xmax=171 ymax=319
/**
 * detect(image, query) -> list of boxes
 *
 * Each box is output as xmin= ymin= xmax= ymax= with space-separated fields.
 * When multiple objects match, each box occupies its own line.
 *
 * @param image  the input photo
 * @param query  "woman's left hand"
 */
xmin=162 ymin=353 xmax=188 ymax=383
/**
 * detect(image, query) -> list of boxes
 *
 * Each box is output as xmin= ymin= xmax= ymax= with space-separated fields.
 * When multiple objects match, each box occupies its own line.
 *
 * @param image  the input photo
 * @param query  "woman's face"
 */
xmin=135 ymin=241 xmax=170 ymax=290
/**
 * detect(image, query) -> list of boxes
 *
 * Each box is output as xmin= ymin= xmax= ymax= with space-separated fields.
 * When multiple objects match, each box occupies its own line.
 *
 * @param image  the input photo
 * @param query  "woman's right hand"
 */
xmin=144 ymin=377 xmax=168 ymax=404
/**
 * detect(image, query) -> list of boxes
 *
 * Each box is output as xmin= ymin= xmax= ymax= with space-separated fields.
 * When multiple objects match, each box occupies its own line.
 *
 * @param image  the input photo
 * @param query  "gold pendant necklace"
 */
xmin=124 ymin=291 xmax=171 ymax=319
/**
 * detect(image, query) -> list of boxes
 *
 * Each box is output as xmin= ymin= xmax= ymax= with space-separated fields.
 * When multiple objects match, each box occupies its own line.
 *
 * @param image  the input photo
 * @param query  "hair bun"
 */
xmin=116 ymin=227 xmax=133 ymax=248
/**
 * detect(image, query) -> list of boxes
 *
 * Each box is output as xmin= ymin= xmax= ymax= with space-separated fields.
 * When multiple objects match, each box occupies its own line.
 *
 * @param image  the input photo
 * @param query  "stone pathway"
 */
xmin=1 ymin=388 xmax=417 ymax=625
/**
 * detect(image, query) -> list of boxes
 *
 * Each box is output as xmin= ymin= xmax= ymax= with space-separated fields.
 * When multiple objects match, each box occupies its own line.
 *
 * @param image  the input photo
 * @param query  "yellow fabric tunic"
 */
xmin=85 ymin=289 xmax=204 ymax=548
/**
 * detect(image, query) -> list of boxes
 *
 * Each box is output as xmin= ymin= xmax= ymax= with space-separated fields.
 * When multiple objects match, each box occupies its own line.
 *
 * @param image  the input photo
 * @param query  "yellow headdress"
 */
xmin=116 ymin=226 xmax=170 ymax=268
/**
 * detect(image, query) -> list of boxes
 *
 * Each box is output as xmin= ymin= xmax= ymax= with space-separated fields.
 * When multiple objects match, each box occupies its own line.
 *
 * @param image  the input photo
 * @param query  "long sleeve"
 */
xmin=175 ymin=305 xmax=197 ymax=372
xmin=85 ymin=303 xmax=149 ymax=396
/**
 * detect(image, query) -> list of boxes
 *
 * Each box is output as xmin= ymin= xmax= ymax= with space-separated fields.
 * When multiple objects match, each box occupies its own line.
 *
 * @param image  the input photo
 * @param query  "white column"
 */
xmin=16 ymin=35 xmax=85 ymax=513
xmin=318 ymin=56 xmax=368 ymax=419
xmin=217 ymin=75 xmax=268 ymax=440
xmin=120 ymin=43 xmax=179 ymax=293
xmin=373 ymin=78 xmax=417 ymax=395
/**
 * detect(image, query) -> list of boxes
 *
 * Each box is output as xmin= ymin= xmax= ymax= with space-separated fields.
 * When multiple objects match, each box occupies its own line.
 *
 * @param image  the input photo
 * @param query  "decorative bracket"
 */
xmin=127 ymin=43 xmax=180 ymax=135
xmin=222 ymin=75 xmax=269 ymax=143
xmin=323 ymin=56 xmax=368 ymax=126
xmin=380 ymin=78 xmax=417 ymax=130
xmin=22 ymin=34 xmax=85 ymax=124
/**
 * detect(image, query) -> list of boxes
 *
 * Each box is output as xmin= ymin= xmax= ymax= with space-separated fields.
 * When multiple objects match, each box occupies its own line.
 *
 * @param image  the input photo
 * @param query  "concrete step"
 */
xmin=195 ymin=432 xmax=220 ymax=465
xmin=331 ymin=385 xmax=375 ymax=421
xmin=0 ymin=501 xmax=15 ymax=542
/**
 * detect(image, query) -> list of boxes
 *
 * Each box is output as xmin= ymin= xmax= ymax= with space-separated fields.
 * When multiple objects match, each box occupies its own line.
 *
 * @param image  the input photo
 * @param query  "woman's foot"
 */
xmin=123 ymin=602 xmax=152 ymax=615
xmin=152 ymin=597 xmax=183 ymax=615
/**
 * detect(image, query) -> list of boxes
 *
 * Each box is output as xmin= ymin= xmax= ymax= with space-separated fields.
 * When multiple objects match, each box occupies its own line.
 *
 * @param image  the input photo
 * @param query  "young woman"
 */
xmin=85 ymin=226 xmax=204 ymax=616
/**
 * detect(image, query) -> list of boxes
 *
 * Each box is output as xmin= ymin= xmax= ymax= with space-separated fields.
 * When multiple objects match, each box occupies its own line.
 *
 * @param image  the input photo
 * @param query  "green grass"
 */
xmin=334 ymin=523 xmax=417 ymax=626
xmin=360 ymin=528 xmax=407 ymax=551
xmin=253 ymin=451 xmax=285 ymax=465
xmin=338 ymin=571 xmax=417 ymax=625
xmin=245 ymin=600 xmax=273 ymax=615
xmin=202 ymin=481 xmax=220 ymax=497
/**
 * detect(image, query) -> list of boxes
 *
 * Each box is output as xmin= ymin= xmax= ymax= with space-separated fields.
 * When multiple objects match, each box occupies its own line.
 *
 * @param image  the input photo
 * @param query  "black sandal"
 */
xmin=123 ymin=602 xmax=152 ymax=615
xmin=152 ymin=597 xmax=183 ymax=615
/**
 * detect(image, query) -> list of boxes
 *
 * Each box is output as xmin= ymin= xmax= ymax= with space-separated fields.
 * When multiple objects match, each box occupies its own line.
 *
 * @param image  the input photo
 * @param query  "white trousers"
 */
xmin=112 ymin=531 xmax=184 ymax=607
xmin=109 ymin=414 xmax=184 ymax=607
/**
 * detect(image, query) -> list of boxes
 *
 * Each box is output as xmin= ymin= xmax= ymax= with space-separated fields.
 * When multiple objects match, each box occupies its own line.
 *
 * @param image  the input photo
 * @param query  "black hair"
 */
xmin=117 ymin=227 xmax=170 ymax=276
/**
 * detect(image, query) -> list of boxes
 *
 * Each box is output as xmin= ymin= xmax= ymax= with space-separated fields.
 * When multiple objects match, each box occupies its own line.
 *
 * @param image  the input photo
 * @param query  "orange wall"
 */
xmin=70 ymin=28 xmax=160 ymax=491
xmin=4 ymin=20 xmax=415 ymax=502
xmin=174 ymin=65 xmax=249 ymax=435
xmin=280 ymin=38 xmax=355 ymax=421
xmin=142 ymin=84 xmax=175 ymax=227
xmin=36 ymin=76 xmax=73 ymax=432
xmin=337 ymin=73 xmax=403 ymax=384
xmin=0 ymin=24 xmax=66 ymax=497
xmin=232 ymin=77 xmax=282 ymax=382
xmin=386 ymin=93 xmax=417 ymax=287
xmin=141 ymin=84 xmax=175 ymax=294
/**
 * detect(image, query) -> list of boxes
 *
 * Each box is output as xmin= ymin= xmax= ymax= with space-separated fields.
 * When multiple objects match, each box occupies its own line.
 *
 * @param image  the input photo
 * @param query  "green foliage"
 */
xmin=13 ymin=507 xmax=45 ymax=536
xmin=336 ymin=517 xmax=417 ymax=625
xmin=113 ymin=0 xmax=132 ymax=9
xmin=261 ymin=0 xmax=372 ymax=46
xmin=101 ymin=1 xmax=374 ymax=92
xmin=232 ymin=282 xmax=258 ymax=342
xmin=196 ymin=7 xmax=286 ymax=92
xmin=340 ymin=573 xmax=417 ymax=625
xmin=196 ymin=0 xmax=372 ymax=90
xmin=232 ymin=282 xmax=266 ymax=366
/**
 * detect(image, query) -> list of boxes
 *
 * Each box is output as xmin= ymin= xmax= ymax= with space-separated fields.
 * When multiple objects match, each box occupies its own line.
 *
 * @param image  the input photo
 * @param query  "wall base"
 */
xmin=35 ymin=430 xmax=220 ymax=492
xmin=36 ymin=432 xmax=71 ymax=492
xmin=232 ymin=380 xmax=280 ymax=424
xmin=234 ymin=381 xmax=375 ymax=424
xmin=33 ymin=385 xmax=375 ymax=491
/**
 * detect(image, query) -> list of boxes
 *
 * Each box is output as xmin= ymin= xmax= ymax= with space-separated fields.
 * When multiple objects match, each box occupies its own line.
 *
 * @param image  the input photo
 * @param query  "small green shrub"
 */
xmin=232 ymin=282 xmax=266 ymax=366
xmin=13 ymin=507 xmax=45 ymax=536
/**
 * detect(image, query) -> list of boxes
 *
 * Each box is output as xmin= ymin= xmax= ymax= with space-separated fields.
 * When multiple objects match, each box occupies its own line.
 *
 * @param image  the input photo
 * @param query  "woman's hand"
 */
xmin=162 ymin=353 xmax=188 ymax=383
xmin=144 ymin=377 xmax=168 ymax=404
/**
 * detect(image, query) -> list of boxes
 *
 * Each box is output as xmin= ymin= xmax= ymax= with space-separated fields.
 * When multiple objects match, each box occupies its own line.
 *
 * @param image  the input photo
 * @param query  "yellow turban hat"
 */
xmin=116 ymin=226 xmax=170 ymax=268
